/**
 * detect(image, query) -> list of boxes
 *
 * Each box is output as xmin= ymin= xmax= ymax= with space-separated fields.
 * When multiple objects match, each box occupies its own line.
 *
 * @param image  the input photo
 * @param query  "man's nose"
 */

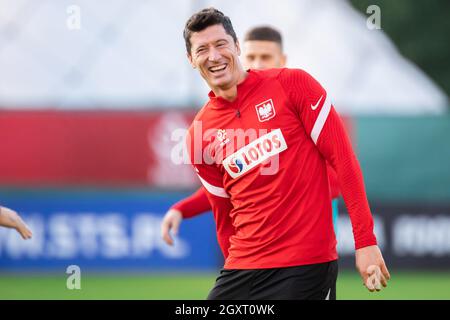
xmin=253 ymin=59 xmax=265 ymax=70
xmin=208 ymin=47 xmax=221 ymax=62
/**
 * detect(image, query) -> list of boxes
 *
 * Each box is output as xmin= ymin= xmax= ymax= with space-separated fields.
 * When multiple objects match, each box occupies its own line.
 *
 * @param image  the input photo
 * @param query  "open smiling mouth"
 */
xmin=208 ymin=63 xmax=228 ymax=74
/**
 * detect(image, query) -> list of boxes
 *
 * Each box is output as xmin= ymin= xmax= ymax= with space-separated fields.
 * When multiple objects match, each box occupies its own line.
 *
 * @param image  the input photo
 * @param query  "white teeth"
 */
xmin=209 ymin=64 xmax=227 ymax=72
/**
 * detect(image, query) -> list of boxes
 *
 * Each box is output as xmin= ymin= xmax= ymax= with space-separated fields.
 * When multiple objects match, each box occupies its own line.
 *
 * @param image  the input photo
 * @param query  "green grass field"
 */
xmin=1 ymin=270 xmax=449 ymax=300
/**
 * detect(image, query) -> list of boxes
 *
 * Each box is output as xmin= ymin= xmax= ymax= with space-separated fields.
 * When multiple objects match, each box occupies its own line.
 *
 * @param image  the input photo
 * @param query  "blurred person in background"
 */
xmin=161 ymin=25 xmax=341 ymax=248
xmin=0 ymin=206 xmax=32 ymax=240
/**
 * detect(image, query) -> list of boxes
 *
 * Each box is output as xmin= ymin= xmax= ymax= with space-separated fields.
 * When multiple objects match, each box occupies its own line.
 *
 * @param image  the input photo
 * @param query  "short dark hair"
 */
xmin=244 ymin=26 xmax=283 ymax=49
xmin=183 ymin=7 xmax=237 ymax=54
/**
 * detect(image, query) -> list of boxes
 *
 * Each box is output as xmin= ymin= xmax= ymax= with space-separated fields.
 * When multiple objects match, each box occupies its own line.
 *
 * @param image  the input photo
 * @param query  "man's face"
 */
xmin=188 ymin=24 xmax=242 ymax=90
xmin=242 ymin=40 xmax=286 ymax=70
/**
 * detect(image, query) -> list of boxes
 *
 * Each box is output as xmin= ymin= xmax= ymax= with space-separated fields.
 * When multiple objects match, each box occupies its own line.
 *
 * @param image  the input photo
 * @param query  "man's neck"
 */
xmin=212 ymin=70 xmax=248 ymax=102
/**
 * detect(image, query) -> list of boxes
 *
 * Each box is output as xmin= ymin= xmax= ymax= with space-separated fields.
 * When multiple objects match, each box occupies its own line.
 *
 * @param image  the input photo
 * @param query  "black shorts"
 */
xmin=207 ymin=260 xmax=338 ymax=300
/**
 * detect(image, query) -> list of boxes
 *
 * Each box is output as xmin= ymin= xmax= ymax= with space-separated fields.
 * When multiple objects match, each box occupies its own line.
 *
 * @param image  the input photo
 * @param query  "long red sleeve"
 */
xmin=279 ymin=68 xmax=377 ymax=250
xmin=171 ymin=187 xmax=212 ymax=218
xmin=317 ymin=108 xmax=377 ymax=249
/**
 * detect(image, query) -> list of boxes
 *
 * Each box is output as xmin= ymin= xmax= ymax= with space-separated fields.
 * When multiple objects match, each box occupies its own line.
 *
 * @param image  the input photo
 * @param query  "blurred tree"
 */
xmin=351 ymin=0 xmax=450 ymax=98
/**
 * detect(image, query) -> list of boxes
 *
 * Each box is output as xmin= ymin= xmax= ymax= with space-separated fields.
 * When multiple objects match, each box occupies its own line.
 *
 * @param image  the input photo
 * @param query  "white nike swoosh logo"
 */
xmin=325 ymin=288 xmax=331 ymax=300
xmin=311 ymin=95 xmax=323 ymax=110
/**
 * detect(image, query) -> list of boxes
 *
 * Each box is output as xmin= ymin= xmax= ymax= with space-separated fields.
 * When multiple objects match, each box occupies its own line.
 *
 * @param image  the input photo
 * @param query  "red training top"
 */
xmin=186 ymin=68 xmax=376 ymax=269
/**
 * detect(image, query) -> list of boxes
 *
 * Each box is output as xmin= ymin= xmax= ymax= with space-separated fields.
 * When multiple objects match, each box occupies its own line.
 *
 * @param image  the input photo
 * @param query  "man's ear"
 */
xmin=236 ymin=40 xmax=241 ymax=56
xmin=187 ymin=52 xmax=196 ymax=69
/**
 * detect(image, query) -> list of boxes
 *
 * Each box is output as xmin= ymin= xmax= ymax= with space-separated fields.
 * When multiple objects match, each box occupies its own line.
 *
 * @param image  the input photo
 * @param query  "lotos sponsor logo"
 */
xmin=223 ymin=129 xmax=287 ymax=179
xmin=228 ymin=157 xmax=244 ymax=174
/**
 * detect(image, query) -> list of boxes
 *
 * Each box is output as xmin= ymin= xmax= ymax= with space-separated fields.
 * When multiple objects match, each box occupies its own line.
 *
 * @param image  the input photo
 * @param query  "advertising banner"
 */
xmin=0 ymin=190 xmax=221 ymax=271
xmin=337 ymin=203 xmax=450 ymax=269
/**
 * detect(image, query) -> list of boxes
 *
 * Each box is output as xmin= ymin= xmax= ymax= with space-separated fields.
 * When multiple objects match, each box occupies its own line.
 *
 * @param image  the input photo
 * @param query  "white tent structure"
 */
xmin=0 ymin=0 xmax=447 ymax=114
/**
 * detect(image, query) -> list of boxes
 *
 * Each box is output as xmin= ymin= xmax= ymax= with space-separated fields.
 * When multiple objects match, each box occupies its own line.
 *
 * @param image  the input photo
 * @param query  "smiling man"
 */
xmin=179 ymin=7 xmax=389 ymax=299
xmin=161 ymin=26 xmax=289 ymax=247
xmin=162 ymin=25 xmax=340 ymax=246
